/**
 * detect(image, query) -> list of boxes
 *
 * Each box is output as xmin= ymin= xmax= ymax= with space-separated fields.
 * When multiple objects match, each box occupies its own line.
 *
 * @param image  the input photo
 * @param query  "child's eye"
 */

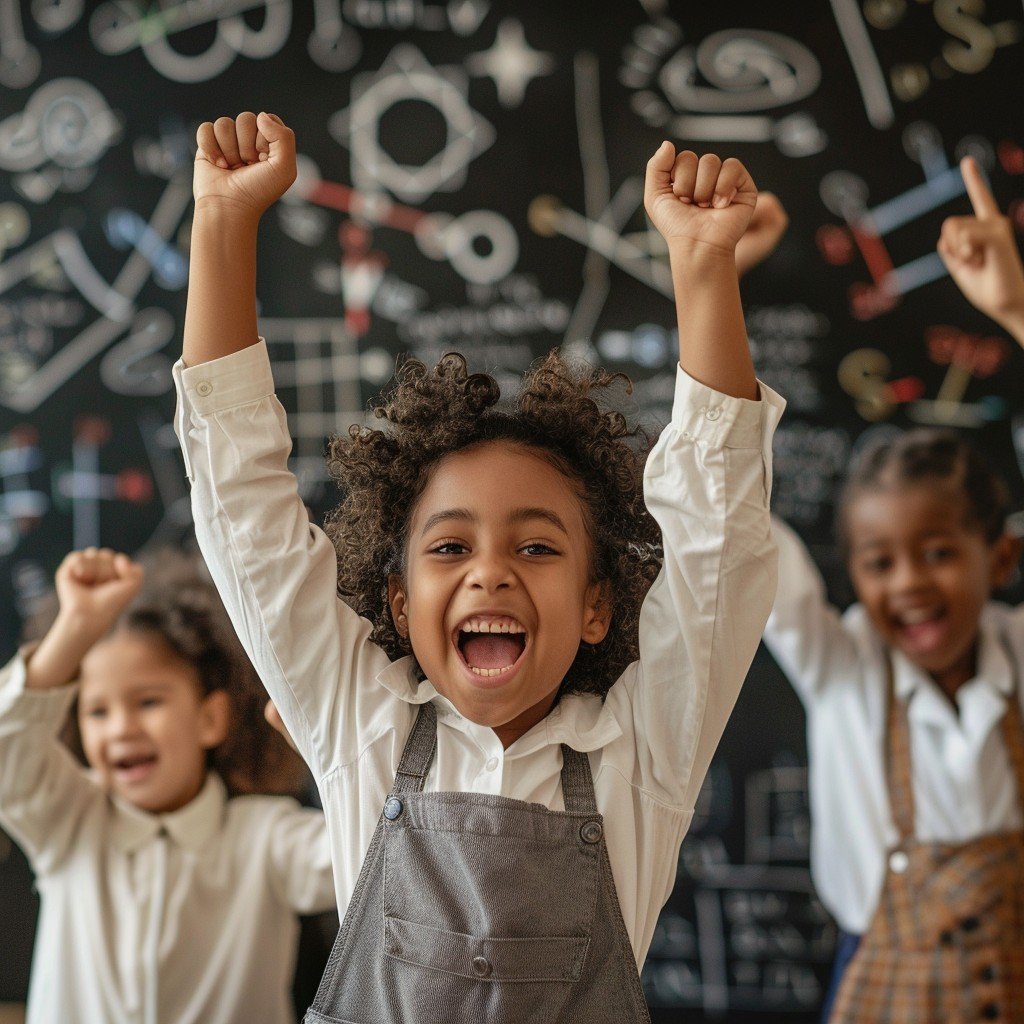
xmin=83 ymin=707 xmax=107 ymax=719
xmin=924 ymin=546 xmax=955 ymax=564
xmin=139 ymin=697 xmax=163 ymax=709
xmin=521 ymin=543 xmax=557 ymax=556
xmin=430 ymin=541 xmax=467 ymax=556
xmin=861 ymin=556 xmax=891 ymax=574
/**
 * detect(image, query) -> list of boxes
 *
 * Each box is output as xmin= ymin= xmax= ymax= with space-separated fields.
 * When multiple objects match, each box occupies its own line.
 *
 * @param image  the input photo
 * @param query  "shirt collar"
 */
xmin=110 ymin=773 xmax=227 ymax=855
xmin=374 ymin=658 xmax=623 ymax=754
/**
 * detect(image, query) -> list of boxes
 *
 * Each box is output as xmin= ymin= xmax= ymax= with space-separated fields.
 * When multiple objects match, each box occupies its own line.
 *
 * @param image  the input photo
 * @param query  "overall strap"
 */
xmin=884 ymin=658 xmax=916 ymax=842
xmin=392 ymin=702 xmax=438 ymax=794
xmin=559 ymin=744 xmax=599 ymax=815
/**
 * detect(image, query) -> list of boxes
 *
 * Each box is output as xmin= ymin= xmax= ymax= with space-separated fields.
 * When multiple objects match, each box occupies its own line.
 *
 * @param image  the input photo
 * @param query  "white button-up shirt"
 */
xmin=763 ymin=516 xmax=1024 ymax=935
xmin=173 ymin=341 xmax=784 ymax=966
xmin=0 ymin=654 xmax=335 ymax=1024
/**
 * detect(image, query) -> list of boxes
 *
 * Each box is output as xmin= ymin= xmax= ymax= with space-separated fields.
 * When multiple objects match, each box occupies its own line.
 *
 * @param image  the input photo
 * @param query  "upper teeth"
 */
xmin=901 ymin=609 xmax=939 ymax=625
xmin=459 ymin=618 xmax=525 ymax=634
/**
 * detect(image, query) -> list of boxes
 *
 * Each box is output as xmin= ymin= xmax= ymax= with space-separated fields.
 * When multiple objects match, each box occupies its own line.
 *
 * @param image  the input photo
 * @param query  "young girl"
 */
xmin=0 ymin=547 xmax=336 ymax=1024
xmin=762 ymin=157 xmax=1024 ymax=1023
xmin=173 ymin=110 xmax=784 ymax=1021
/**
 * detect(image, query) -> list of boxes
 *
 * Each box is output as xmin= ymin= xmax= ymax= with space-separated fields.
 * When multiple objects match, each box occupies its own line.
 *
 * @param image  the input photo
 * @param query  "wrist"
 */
xmin=192 ymin=195 xmax=264 ymax=234
xmin=666 ymin=237 xmax=739 ymax=270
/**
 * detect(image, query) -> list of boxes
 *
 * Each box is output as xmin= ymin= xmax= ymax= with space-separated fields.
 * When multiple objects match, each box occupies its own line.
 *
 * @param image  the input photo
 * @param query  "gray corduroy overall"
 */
xmin=304 ymin=702 xmax=651 ymax=1023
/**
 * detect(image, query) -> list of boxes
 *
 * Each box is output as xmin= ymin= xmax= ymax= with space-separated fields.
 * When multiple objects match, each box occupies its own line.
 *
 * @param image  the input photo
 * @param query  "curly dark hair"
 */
xmin=837 ymin=427 xmax=1011 ymax=555
xmin=31 ymin=550 xmax=309 ymax=799
xmin=323 ymin=350 xmax=664 ymax=699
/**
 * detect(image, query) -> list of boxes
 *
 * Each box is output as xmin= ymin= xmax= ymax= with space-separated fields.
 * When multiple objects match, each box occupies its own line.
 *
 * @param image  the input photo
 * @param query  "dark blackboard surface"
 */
xmin=2 ymin=1 xmax=1023 ymax=1018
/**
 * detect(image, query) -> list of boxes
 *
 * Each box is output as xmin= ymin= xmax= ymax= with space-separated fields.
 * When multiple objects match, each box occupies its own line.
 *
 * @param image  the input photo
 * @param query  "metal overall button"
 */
xmin=472 ymin=956 xmax=492 ymax=978
xmin=195 ymin=380 xmax=213 ymax=397
xmin=383 ymin=797 xmax=403 ymax=821
xmin=888 ymin=849 xmax=909 ymax=874
xmin=580 ymin=820 xmax=603 ymax=844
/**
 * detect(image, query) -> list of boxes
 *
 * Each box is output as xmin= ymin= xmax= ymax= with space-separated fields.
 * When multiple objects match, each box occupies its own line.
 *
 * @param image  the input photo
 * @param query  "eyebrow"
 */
xmin=419 ymin=507 xmax=570 ymax=537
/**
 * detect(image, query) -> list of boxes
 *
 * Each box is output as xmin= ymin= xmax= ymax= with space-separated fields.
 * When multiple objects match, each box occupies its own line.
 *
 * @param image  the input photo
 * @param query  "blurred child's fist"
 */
xmin=645 ymin=143 xmax=757 ymax=257
xmin=55 ymin=548 xmax=144 ymax=625
xmin=193 ymin=111 xmax=296 ymax=217
xmin=938 ymin=156 xmax=1024 ymax=340
xmin=735 ymin=191 xmax=788 ymax=277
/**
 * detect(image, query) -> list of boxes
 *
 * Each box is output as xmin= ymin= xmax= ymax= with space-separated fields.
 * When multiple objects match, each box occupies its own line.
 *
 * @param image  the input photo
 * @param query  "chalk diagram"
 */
xmin=0 ymin=0 xmax=362 ymax=87
xmin=284 ymin=31 xmax=560 ymax=357
xmin=620 ymin=2 xmax=828 ymax=158
xmin=644 ymin=764 xmax=833 ymax=1016
xmin=830 ymin=0 xmax=1022 ymax=130
xmin=819 ymin=121 xmax=1016 ymax=429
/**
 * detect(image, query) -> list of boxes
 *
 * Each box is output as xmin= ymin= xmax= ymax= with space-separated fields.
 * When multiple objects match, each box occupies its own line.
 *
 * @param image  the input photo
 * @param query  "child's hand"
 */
xmin=645 ymin=143 xmax=757 ymax=258
xmin=938 ymin=156 xmax=1024 ymax=342
xmin=264 ymin=700 xmax=298 ymax=752
xmin=54 ymin=548 xmax=144 ymax=629
xmin=735 ymin=191 xmax=788 ymax=277
xmin=193 ymin=111 xmax=296 ymax=218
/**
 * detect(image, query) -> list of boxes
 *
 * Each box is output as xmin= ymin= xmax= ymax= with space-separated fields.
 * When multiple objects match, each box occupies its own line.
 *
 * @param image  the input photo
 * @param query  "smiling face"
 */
xmin=845 ymin=482 xmax=1017 ymax=696
xmin=77 ymin=630 xmax=229 ymax=813
xmin=389 ymin=441 xmax=611 ymax=747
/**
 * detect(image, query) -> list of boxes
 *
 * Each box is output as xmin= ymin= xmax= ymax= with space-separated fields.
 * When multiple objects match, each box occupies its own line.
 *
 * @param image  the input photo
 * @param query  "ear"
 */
xmin=990 ymin=533 xmax=1023 ymax=591
xmin=388 ymin=573 xmax=409 ymax=637
xmin=198 ymin=688 xmax=231 ymax=750
xmin=581 ymin=580 xmax=613 ymax=645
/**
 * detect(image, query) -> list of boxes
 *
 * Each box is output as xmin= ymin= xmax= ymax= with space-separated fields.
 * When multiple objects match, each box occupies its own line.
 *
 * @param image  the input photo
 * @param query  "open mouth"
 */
xmin=112 ymin=753 xmax=158 ymax=782
xmin=453 ymin=615 xmax=528 ymax=678
xmin=893 ymin=607 xmax=948 ymax=653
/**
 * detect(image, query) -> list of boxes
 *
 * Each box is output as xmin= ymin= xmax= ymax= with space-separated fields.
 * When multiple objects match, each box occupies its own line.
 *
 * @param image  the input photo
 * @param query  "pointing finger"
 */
xmin=961 ymin=156 xmax=1000 ymax=220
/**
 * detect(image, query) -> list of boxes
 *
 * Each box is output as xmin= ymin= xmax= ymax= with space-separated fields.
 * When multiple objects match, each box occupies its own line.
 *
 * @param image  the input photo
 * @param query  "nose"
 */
xmin=890 ymin=553 xmax=929 ymax=594
xmin=465 ymin=548 xmax=515 ymax=592
xmin=106 ymin=705 xmax=142 ymax=740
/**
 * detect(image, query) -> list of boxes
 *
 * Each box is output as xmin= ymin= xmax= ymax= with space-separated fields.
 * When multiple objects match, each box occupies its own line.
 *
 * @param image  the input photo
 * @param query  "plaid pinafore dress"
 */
xmin=829 ymin=656 xmax=1024 ymax=1023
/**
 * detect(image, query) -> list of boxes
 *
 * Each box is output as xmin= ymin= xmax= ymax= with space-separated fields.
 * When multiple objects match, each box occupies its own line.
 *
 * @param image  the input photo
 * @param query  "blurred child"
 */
xmin=0 ymin=547 xmax=336 ymax=1024
xmin=762 ymin=157 xmax=1024 ymax=1022
xmin=173 ymin=110 xmax=784 ymax=1021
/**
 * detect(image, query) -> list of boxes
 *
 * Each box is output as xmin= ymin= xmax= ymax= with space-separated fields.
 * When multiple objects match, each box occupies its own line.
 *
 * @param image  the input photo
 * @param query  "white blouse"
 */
xmin=0 ymin=655 xmax=336 ymax=1024
xmin=763 ymin=515 xmax=1024 ymax=935
xmin=173 ymin=340 xmax=784 ymax=966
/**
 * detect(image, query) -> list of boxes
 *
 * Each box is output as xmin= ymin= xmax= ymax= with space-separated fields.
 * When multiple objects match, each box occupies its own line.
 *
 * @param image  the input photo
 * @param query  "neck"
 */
xmin=492 ymin=692 xmax=559 ymax=749
xmin=928 ymin=645 xmax=978 ymax=706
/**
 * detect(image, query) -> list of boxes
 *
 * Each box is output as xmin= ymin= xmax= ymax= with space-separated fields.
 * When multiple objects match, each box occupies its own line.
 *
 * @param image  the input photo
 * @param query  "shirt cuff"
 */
xmin=670 ymin=365 xmax=785 ymax=448
xmin=173 ymin=338 xmax=275 ymax=417
xmin=0 ymin=649 xmax=79 ymax=725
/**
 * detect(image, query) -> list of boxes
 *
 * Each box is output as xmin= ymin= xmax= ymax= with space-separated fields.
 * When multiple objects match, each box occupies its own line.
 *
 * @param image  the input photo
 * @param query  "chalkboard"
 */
xmin=2 ymin=1 xmax=1023 ymax=1019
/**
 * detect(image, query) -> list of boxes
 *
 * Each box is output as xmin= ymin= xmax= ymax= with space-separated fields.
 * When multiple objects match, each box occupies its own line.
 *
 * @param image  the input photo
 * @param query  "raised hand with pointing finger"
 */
xmin=938 ymin=156 xmax=1024 ymax=345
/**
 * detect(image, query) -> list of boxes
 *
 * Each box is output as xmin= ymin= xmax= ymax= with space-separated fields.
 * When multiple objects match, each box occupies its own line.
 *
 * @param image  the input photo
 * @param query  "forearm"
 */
xmin=182 ymin=199 xmax=261 ymax=366
xmin=25 ymin=612 xmax=105 ymax=690
xmin=669 ymin=242 xmax=758 ymax=401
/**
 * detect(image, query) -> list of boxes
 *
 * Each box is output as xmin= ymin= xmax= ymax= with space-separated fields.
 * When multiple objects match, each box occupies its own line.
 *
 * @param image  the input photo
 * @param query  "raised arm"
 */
xmin=175 ymin=113 xmax=395 ymax=780
xmin=763 ymin=516 xmax=862 ymax=704
xmin=644 ymin=142 xmax=759 ymax=399
xmin=612 ymin=148 xmax=782 ymax=810
xmin=938 ymin=155 xmax=1024 ymax=346
xmin=182 ymin=112 xmax=296 ymax=366
xmin=25 ymin=549 xmax=143 ymax=690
